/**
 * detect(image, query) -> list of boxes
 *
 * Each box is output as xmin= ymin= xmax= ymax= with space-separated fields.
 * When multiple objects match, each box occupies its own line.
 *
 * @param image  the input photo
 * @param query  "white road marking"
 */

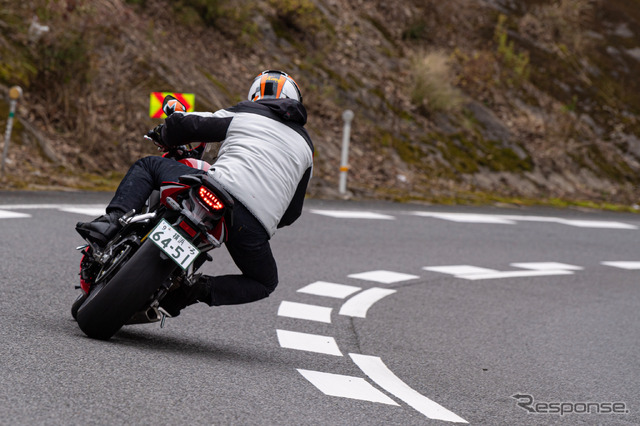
xmin=278 ymin=301 xmax=333 ymax=323
xmin=58 ymin=207 xmax=105 ymax=216
xmin=0 ymin=210 xmax=30 ymax=219
xmin=498 ymin=214 xmax=565 ymax=223
xmin=348 ymin=270 xmax=419 ymax=284
xmin=339 ymin=288 xmax=397 ymax=318
xmin=423 ymin=265 xmax=498 ymax=275
xmin=411 ymin=211 xmax=637 ymax=229
xmin=276 ymin=330 xmax=343 ymax=356
xmin=0 ymin=204 xmax=106 ymax=218
xmin=350 ymin=354 xmax=468 ymax=423
xmin=297 ymin=281 xmax=362 ymax=299
xmin=0 ymin=203 xmax=106 ymax=210
xmin=503 ymin=214 xmax=639 ymax=229
xmin=510 ymin=262 xmax=583 ymax=271
xmin=410 ymin=212 xmax=516 ymax=224
xmin=554 ymin=219 xmax=637 ymax=229
xmin=297 ymin=369 xmax=399 ymax=405
xmin=457 ymin=269 xmax=574 ymax=280
xmin=309 ymin=210 xmax=395 ymax=220
xmin=0 ymin=203 xmax=74 ymax=209
xmin=423 ymin=264 xmax=575 ymax=280
xmin=601 ymin=261 xmax=640 ymax=270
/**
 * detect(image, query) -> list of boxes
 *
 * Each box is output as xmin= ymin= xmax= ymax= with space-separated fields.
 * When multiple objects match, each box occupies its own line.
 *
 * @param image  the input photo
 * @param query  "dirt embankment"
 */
xmin=1 ymin=0 xmax=639 ymax=208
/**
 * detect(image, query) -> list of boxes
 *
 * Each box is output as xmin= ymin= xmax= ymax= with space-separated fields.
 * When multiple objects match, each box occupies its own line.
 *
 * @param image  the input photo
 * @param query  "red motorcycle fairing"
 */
xmin=159 ymin=182 xmax=190 ymax=207
xmin=178 ymin=158 xmax=211 ymax=171
xmin=79 ymin=253 xmax=92 ymax=294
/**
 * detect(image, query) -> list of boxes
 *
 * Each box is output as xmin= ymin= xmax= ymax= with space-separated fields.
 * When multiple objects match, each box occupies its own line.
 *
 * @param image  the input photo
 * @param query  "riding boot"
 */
xmin=75 ymin=210 xmax=123 ymax=247
xmin=159 ymin=278 xmax=211 ymax=317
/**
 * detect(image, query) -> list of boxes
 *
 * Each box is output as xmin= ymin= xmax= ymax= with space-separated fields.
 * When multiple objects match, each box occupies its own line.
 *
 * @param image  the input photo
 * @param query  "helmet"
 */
xmin=247 ymin=70 xmax=302 ymax=103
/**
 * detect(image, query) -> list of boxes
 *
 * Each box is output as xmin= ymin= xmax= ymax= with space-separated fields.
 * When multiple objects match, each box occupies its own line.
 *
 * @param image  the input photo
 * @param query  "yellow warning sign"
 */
xmin=149 ymin=92 xmax=195 ymax=118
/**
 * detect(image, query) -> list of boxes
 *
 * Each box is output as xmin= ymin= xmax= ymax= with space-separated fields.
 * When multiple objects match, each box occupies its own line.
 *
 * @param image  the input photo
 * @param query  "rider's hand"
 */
xmin=146 ymin=124 xmax=169 ymax=151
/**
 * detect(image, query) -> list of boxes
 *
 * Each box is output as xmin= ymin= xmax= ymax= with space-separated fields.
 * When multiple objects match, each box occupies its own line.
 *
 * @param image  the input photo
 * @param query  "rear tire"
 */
xmin=76 ymin=240 xmax=177 ymax=340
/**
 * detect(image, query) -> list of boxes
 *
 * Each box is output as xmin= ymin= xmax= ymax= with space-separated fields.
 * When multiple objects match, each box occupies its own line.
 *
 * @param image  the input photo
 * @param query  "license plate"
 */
xmin=149 ymin=219 xmax=200 ymax=270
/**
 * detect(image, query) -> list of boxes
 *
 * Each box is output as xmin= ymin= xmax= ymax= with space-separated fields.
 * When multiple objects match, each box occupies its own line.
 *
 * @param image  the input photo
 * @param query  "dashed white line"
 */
xmin=297 ymin=281 xmax=362 ymax=299
xmin=339 ymin=288 xmax=397 ymax=318
xmin=276 ymin=330 xmax=343 ymax=356
xmin=510 ymin=262 xmax=583 ymax=271
xmin=0 ymin=204 xmax=106 ymax=218
xmin=350 ymin=354 xmax=468 ymax=424
xmin=423 ymin=265 xmax=497 ymax=276
xmin=457 ymin=269 xmax=574 ymax=280
xmin=0 ymin=203 xmax=106 ymax=210
xmin=278 ymin=301 xmax=333 ymax=323
xmin=0 ymin=210 xmax=30 ymax=219
xmin=348 ymin=270 xmax=419 ymax=284
xmin=409 ymin=211 xmax=638 ymax=229
xmin=297 ymin=369 xmax=399 ymax=405
xmin=554 ymin=219 xmax=637 ymax=229
xmin=58 ymin=207 xmax=105 ymax=216
xmin=423 ymin=264 xmax=577 ymax=280
xmin=601 ymin=261 xmax=640 ymax=270
xmin=410 ymin=212 xmax=516 ymax=224
xmin=309 ymin=210 xmax=395 ymax=220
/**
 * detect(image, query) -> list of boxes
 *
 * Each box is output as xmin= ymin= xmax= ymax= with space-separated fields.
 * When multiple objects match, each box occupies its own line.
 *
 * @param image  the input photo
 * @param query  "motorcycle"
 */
xmin=71 ymin=96 xmax=233 ymax=340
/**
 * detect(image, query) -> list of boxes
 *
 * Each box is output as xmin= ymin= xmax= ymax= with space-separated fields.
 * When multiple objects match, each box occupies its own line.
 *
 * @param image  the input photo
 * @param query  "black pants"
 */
xmin=108 ymin=156 xmax=278 ymax=306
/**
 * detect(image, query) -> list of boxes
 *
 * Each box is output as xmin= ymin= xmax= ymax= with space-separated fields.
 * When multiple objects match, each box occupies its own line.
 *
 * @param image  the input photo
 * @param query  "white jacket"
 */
xmin=161 ymin=99 xmax=314 ymax=236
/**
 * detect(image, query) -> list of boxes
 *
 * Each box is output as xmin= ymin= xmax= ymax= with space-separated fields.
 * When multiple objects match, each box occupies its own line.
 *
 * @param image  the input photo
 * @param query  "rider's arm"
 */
xmin=161 ymin=111 xmax=233 ymax=146
xmin=277 ymin=166 xmax=312 ymax=228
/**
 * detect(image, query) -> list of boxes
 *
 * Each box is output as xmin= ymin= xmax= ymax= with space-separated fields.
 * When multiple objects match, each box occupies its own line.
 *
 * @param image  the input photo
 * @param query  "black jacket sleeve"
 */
xmin=277 ymin=166 xmax=312 ymax=228
xmin=161 ymin=113 xmax=232 ymax=146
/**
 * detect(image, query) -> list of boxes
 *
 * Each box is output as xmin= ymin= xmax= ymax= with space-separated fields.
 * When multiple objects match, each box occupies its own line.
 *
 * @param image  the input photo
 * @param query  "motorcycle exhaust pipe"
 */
xmin=126 ymin=306 xmax=161 ymax=325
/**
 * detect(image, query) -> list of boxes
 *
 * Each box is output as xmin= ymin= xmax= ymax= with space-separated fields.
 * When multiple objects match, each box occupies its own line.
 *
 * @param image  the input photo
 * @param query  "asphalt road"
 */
xmin=1 ymin=190 xmax=639 ymax=425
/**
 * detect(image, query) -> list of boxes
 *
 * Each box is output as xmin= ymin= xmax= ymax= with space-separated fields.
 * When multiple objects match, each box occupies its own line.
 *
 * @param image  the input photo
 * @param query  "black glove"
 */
xmin=146 ymin=124 xmax=168 ymax=151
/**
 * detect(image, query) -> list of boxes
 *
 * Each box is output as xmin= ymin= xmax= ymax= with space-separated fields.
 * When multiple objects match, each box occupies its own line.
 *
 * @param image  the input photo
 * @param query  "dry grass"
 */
xmin=410 ymin=50 xmax=464 ymax=115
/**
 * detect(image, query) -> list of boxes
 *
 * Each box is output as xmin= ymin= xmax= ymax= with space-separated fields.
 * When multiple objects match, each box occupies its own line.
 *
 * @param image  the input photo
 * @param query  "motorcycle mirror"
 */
xmin=162 ymin=95 xmax=187 ymax=116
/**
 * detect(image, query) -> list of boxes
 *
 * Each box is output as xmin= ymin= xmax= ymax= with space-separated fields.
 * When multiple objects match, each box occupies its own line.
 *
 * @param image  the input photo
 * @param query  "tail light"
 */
xmin=199 ymin=186 xmax=224 ymax=211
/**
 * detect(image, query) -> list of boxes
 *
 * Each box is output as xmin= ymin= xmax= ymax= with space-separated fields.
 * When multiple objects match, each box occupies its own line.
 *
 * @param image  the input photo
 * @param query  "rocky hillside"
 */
xmin=1 ymin=0 xmax=639 ymax=209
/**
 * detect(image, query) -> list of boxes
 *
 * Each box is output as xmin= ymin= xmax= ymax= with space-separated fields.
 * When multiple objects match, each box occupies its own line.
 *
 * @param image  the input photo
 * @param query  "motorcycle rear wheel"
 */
xmin=76 ymin=239 xmax=177 ymax=340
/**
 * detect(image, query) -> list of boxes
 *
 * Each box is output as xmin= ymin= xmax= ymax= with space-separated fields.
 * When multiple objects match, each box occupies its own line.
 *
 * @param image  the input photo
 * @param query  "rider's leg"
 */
xmin=160 ymin=199 xmax=278 ymax=314
xmin=108 ymin=156 xmax=201 ymax=214
xmin=203 ymin=199 xmax=278 ymax=305
xmin=76 ymin=156 xmax=202 ymax=245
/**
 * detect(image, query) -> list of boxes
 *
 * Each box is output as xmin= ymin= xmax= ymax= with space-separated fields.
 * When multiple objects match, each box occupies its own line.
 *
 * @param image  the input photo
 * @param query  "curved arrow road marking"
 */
xmin=350 ymin=354 xmax=468 ymax=423
xmin=339 ymin=288 xmax=397 ymax=318
xmin=278 ymin=269 xmax=466 ymax=422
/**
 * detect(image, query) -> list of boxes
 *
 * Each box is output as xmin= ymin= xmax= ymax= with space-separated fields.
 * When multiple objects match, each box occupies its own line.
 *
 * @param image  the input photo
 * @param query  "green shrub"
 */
xmin=494 ymin=14 xmax=530 ymax=86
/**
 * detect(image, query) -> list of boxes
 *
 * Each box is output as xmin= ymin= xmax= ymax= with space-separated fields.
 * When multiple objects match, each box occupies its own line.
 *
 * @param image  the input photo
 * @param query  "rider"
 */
xmin=76 ymin=70 xmax=314 ymax=316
